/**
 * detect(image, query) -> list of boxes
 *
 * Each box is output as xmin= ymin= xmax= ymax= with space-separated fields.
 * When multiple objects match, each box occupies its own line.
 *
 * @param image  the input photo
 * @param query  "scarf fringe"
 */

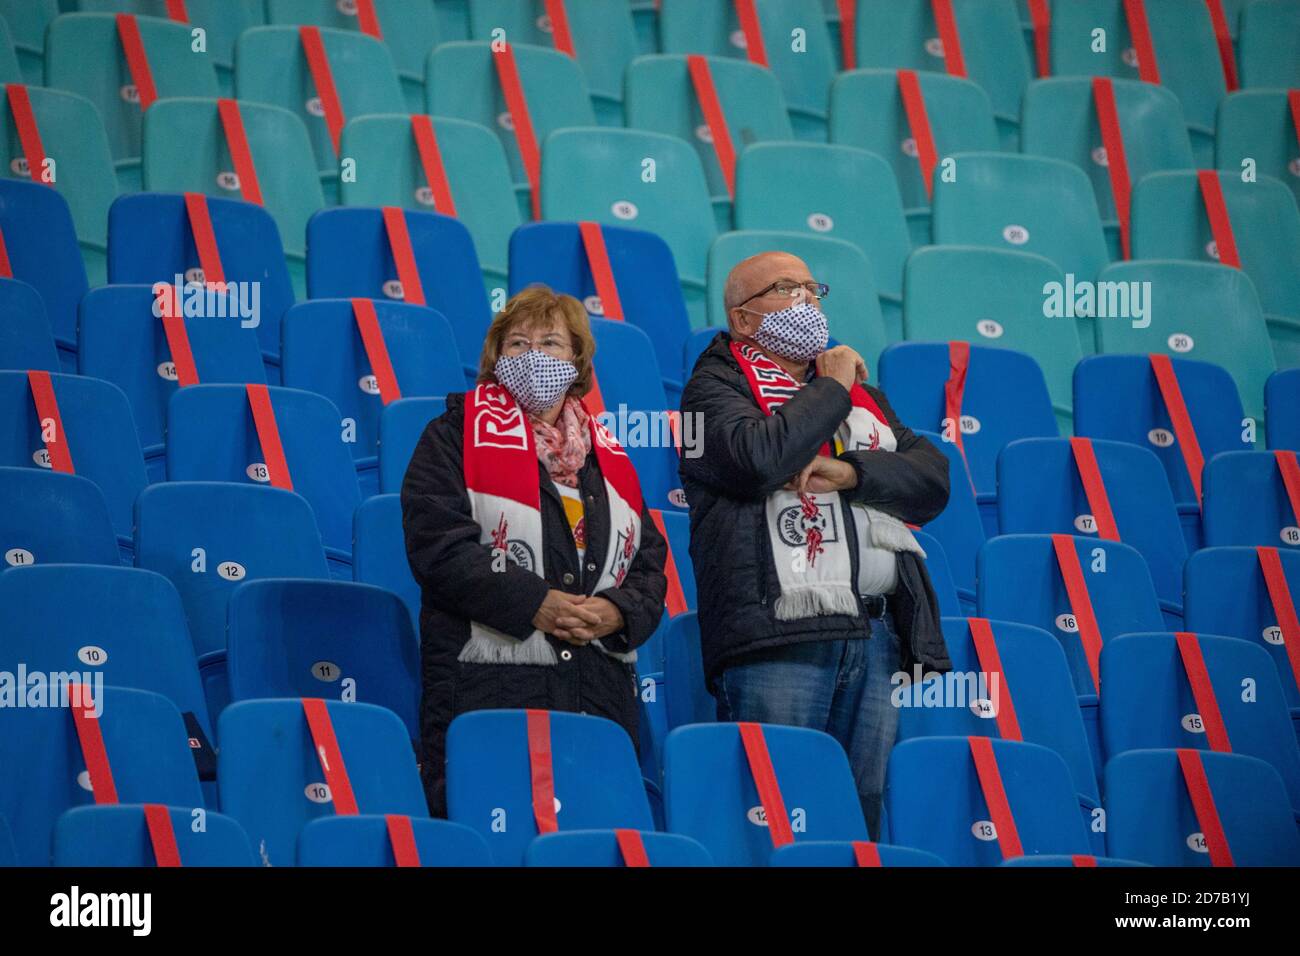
xmin=459 ymin=630 xmax=558 ymax=665
xmin=774 ymin=584 xmax=862 ymax=621
xmin=864 ymin=507 xmax=926 ymax=558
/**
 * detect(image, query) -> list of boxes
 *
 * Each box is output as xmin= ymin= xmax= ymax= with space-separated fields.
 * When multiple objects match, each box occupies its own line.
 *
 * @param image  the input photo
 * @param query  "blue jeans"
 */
xmin=715 ymin=611 xmax=901 ymax=841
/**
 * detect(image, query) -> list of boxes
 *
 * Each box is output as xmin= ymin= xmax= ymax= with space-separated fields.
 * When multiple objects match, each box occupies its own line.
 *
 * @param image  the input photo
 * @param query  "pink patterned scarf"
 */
xmin=530 ymin=397 xmax=592 ymax=488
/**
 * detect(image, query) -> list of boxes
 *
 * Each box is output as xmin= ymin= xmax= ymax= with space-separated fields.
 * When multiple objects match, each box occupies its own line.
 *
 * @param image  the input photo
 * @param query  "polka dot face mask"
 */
xmin=750 ymin=302 xmax=830 ymax=362
xmin=494 ymin=350 xmax=578 ymax=413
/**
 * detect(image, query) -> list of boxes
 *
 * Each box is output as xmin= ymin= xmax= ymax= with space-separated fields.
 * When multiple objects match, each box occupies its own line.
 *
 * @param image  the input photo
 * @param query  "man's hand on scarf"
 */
xmin=786 ymin=454 xmax=859 ymax=494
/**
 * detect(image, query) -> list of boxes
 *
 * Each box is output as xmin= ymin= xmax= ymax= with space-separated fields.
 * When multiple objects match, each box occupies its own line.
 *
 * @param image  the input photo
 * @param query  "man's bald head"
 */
xmin=723 ymin=251 xmax=817 ymax=340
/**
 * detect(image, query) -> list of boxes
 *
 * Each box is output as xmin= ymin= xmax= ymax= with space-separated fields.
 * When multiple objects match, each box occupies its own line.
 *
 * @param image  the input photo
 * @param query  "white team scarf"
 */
xmin=731 ymin=341 xmax=925 ymax=621
xmin=461 ymin=382 xmax=643 ymax=664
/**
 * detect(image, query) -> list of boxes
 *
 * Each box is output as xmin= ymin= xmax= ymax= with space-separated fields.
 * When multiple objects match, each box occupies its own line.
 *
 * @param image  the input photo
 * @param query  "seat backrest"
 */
xmin=1267 ymin=368 xmax=1299 ymax=452
xmin=227 ymin=579 xmax=420 ymax=740
xmin=53 ymin=805 xmax=255 ymax=867
xmin=0 ymin=0 xmax=58 ymax=83
xmin=1216 ymin=90 xmax=1300 ymax=210
xmin=296 ymin=815 xmax=492 ymax=866
xmin=79 ymin=284 xmax=267 ymax=456
xmin=134 ymin=482 xmax=330 ymax=659
xmin=0 ymin=814 xmax=15 ymax=866
xmin=74 ymin=0 xmax=265 ymax=75
xmin=1239 ymin=0 xmax=1300 ymax=88
xmin=915 ymin=428 xmax=985 ymax=601
xmin=769 ymin=841 xmax=948 ymax=866
xmin=880 ymin=342 xmax=1058 ymax=500
xmin=0 ymin=467 xmax=120 ymax=568
xmin=352 ymin=493 xmax=419 ymax=632
xmin=886 ymin=736 xmax=1091 ymax=865
xmin=0 ymin=179 xmax=87 ymax=355
xmin=218 ymin=698 xmax=428 ymax=866
xmin=663 ymin=611 xmax=712 ymax=730
xmin=663 ymin=722 xmax=869 ymax=867
xmin=912 ymin=529 xmax=962 ymax=616
xmin=280 ymin=299 xmax=463 ymax=467
xmin=0 ymin=277 xmax=58 ymax=373
xmin=1202 ymin=450 xmax=1300 ymax=549
xmin=524 ymin=830 xmax=713 ymax=866
xmin=1105 ymin=749 xmax=1300 ymax=866
xmin=0 ymin=685 xmax=204 ymax=866
xmin=446 ymin=709 xmax=653 ymax=866
xmin=266 ymin=0 xmax=439 ymax=86
xmin=378 ymin=396 xmax=446 ymax=495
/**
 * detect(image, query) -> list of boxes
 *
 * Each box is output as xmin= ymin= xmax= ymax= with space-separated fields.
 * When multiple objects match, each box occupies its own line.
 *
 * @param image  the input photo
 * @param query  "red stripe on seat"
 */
xmin=184 ymin=192 xmax=227 ymax=288
xmin=302 ymin=698 xmax=359 ymax=815
xmin=837 ymin=0 xmax=857 ymax=70
xmin=1052 ymin=533 xmax=1105 ymax=694
xmin=356 ymin=0 xmax=383 ymax=40
xmin=381 ymin=206 xmax=427 ymax=306
xmin=897 ymin=69 xmax=938 ymax=198
xmin=1072 ymin=854 xmax=1098 ymax=866
xmin=1121 ymin=0 xmax=1160 ymax=84
xmin=69 ymin=683 xmax=117 ymax=804
xmin=942 ymin=340 xmax=978 ymax=497
xmin=143 ymin=804 xmax=182 ymax=867
xmin=0 ymin=227 xmax=11 ymax=277
xmin=1175 ymin=631 xmax=1232 ymax=752
xmin=1289 ymin=90 xmax=1300 ymax=156
xmin=930 ymin=0 xmax=966 ymax=77
xmin=852 ymin=841 xmax=883 ymax=867
xmin=968 ymin=618 xmax=1023 ymax=742
xmin=493 ymin=44 xmax=544 ymax=220
xmin=164 ymin=0 xmax=188 ymax=22
xmin=300 ymin=26 xmax=346 ymax=155
xmin=544 ymin=0 xmax=576 ymax=57
xmin=1257 ymin=546 xmax=1300 ymax=696
xmin=1176 ymin=748 xmax=1234 ymax=866
xmin=526 ymin=709 xmax=559 ymax=835
xmin=410 ymin=115 xmax=457 ymax=217
xmin=351 ymin=298 xmax=401 ymax=406
xmin=155 ymin=284 xmax=200 ymax=388
xmin=1204 ymin=0 xmax=1238 ymax=92
xmin=245 ymin=383 xmax=293 ymax=490
xmin=1276 ymin=450 xmax=1300 ymax=528
xmin=686 ymin=55 xmax=738 ymax=199
xmin=6 ymin=85 xmax=50 ymax=187
xmin=28 ymin=370 xmax=74 ymax=474
xmin=738 ymin=722 xmax=794 ymax=848
xmin=1149 ymin=354 xmax=1204 ymax=506
xmin=385 ymin=814 xmax=421 ymax=867
xmin=968 ymin=736 xmax=1023 ymax=860
xmin=578 ymin=221 xmax=624 ymax=321
xmin=615 ymin=829 xmax=651 ymax=867
xmin=1069 ymin=437 xmax=1120 ymax=541
xmin=217 ymin=99 xmax=264 ymax=207
xmin=1092 ymin=77 xmax=1134 ymax=260
xmin=116 ymin=14 xmax=159 ymax=111
xmin=649 ymin=509 xmax=688 ymax=616
xmin=734 ymin=0 xmax=768 ymax=67
xmin=1197 ymin=171 xmax=1240 ymax=268
xmin=1028 ymin=0 xmax=1050 ymax=77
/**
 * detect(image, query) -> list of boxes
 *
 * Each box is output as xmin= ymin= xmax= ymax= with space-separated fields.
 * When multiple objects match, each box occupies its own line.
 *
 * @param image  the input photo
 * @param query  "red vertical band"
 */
xmin=837 ymin=0 xmax=857 ymax=71
xmin=493 ymin=44 xmax=544 ymax=220
xmin=385 ymin=814 xmax=421 ymax=867
xmin=381 ymin=206 xmax=427 ymax=306
xmin=246 ymin=384 xmax=293 ymax=491
xmin=351 ymin=298 xmax=401 ymax=406
xmin=1052 ymin=533 xmax=1105 ymax=694
xmin=648 ymin=509 xmax=688 ymax=617
xmin=544 ymin=0 xmax=576 ymax=57
xmin=301 ymin=698 xmax=360 ymax=815
xmin=6 ymin=85 xmax=50 ymax=187
xmin=930 ymin=0 xmax=966 ymax=78
xmin=1257 ymin=547 xmax=1300 ymax=695
xmin=1197 ymin=171 xmax=1240 ymax=269
xmin=355 ymin=0 xmax=383 ymax=40
xmin=0 ymin=227 xmax=12 ymax=277
xmin=217 ymin=98 xmax=264 ymax=207
xmin=942 ymin=339 xmax=969 ymax=454
xmin=183 ymin=192 xmax=227 ymax=288
xmin=852 ymin=841 xmax=883 ymax=867
xmin=1278 ymin=451 xmax=1300 ymax=527
xmin=1122 ymin=0 xmax=1160 ymax=84
xmin=1175 ymin=632 xmax=1232 ymax=753
xmin=578 ymin=221 xmax=624 ymax=321
xmin=69 ymin=684 xmax=117 ymax=804
xmin=1092 ymin=77 xmax=1134 ymax=260
xmin=615 ymin=829 xmax=651 ymax=867
xmin=897 ymin=69 xmax=939 ymax=199
xmin=734 ymin=0 xmax=769 ymax=68
xmin=156 ymin=287 xmax=200 ymax=389
xmin=300 ymin=26 xmax=346 ymax=155
xmin=1070 ymin=437 xmax=1121 ymax=541
xmin=526 ymin=709 xmax=559 ymax=835
xmin=1149 ymin=354 xmax=1205 ymax=506
xmin=1176 ymin=748 xmax=1235 ymax=866
xmin=165 ymin=0 xmax=189 ymax=22
xmin=968 ymin=736 xmax=1024 ymax=860
xmin=967 ymin=617 xmax=1024 ymax=742
xmin=116 ymin=14 xmax=159 ymax=111
xmin=686 ymin=55 xmax=738 ymax=199
xmin=1072 ymin=854 xmax=1098 ymax=866
xmin=143 ymin=805 xmax=182 ymax=867
xmin=1204 ymin=0 xmax=1238 ymax=92
xmin=410 ymin=115 xmax=457 ymax=217
xmin=737 ymin=722 xmax=794 ymax=848
xmin=1289 ymin=90 xmax=1300 ymax=156
xmin=1029 ymin=0 xmax=1051 ymax=77
xmin=28 ymin=370 xmax=74 ymax=474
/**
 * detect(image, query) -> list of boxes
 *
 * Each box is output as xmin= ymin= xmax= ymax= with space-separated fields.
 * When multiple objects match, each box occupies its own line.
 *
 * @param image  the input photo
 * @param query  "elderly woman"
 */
xmin=401 ymin=285 xmax=668 ymax=814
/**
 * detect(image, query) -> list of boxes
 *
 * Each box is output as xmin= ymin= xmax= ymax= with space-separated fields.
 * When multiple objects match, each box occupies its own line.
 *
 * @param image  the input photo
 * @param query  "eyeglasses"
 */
xmin=502 ymin=333 xmax=574 ymax=358
xmin=739 ymin=280 xmax=831 ymax=306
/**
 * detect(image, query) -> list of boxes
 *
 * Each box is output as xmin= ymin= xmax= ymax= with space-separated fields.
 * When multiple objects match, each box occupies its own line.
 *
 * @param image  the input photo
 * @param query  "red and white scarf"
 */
xmin=462 ymin=383 xmax=643 ymax=664
xmin=732 ymin=341 xmax=924 ymax=621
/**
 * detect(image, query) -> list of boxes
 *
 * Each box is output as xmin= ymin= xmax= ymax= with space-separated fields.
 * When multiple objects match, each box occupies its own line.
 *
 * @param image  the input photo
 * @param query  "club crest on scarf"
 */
xmin=777 ymin=494 xmax=840 ymax=566
xmin=489 ymin=512 xmax=537 ymax=573
xmin=612 ymin=518 xmax=637 ymax=586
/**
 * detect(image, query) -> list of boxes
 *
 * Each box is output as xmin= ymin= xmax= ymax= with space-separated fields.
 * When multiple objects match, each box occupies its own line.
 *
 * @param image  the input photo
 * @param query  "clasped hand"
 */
xmin=532 ymin=590 xmax=624 ymax=645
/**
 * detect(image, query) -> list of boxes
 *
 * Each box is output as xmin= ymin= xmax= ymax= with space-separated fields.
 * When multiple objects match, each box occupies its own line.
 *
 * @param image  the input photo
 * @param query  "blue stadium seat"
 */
xmin=886 ymin=736 xmax=1091 ymax=866
xmin=999 ymin=854 xmax=1148 ymax=867
xmin=1267 ymin=369 xmax=1300 ymax=452
xmin=306 ymin=207 xmax=493 ymax=379
xmin=0 ymin=370 xmax=147 ymax=553
xmin=1239 ymin=0 xmax=1300 ymax=88
xmin=53 ymin=805 xmax=255 ymax=867
xmin=1216 ymin=90 xmax=1300 ymax=211
xmin=0 ymin=0 xmax=58 ymax=84
xmin=0 ymin=179 xmax=89 ymax=363
xmin=0 ymin=278 xmax=58 ymax=373
xmin=509 ymin=222 xmax=693 ymax=399
xmin=297 ymin=815 xmax=491 ymax=866
xmin=769 ymin=841 xmax=947 ymax=867
xmin=1105 ymin=749 xmax=1300 ymax=866
xmin=1203 ymin=451 xmax=1300 ymax=550
xmin=107 ymin=193 xmax=297 ymax=370
xmin=524 ymin=829 xmax=714 ymax=866
xmin=915 ymin=428 xmax=985 ymax=608
xmin=0 ymin=814 xmax=15 ymax=867
xmin=663 ymin=722 xmax=869 ymax=867
xmin=79 ymin=284 xmax=267 ymax=479
xmin=378 ymin=397 xmax=445 ymax=495
xmin=1100 ymin=632 xmax=1300 ymax=818
xmin=446 ymin=710 xmax=653 ymax=866
xmin=664 ymin=611 xmax=712 ymax=731
xmin=353 ymin=493 xmax=419 ymax=632
xmin=913 ymin=529 xmax=962 ymax=617
xmin=635 ymin=509 xmax=697 ymax=675
xmin=998 ymin=437 xmax=1187 ymax=622
xmin=0 ymin=467 xmax=120 ymax=568
xmin=0 ymin=686 xmax=203 ymax=866
xmin=218 ymin=699 xmax=428 ymax=867
xmin=165 ymin=384 xmax=362 ymax=571
xmin=227 ymin=579 xmax=419 ymax=741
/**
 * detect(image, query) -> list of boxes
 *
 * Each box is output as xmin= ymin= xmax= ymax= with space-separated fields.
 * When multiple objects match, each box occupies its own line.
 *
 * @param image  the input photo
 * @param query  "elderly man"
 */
xmin=679 ymin=251 xmax=952 ymax=838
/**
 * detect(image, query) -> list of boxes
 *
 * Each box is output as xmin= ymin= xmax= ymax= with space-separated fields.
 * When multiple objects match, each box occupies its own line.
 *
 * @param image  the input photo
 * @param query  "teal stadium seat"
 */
xmin=1217 ymin=90 xmax=1300 ymax=210
xmin=0 ymin=0 xmax=59 ymax=84
xmin=830 ymin=68 xmax=999 ymax=246
xmin=434 ymin=0 xmax=471 ymax=41
xmin=659 ymin=0 xmax=838 ymax=141
xmin=0 ymin=16 xmax=22 ymax=83
xmin=1239 ymin=0 xmax=1300 ymax=88
xmin=44 ymin=12 xmax=219 ymax=192
xmin=630 ymin=0 xmax=658 ymax=55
